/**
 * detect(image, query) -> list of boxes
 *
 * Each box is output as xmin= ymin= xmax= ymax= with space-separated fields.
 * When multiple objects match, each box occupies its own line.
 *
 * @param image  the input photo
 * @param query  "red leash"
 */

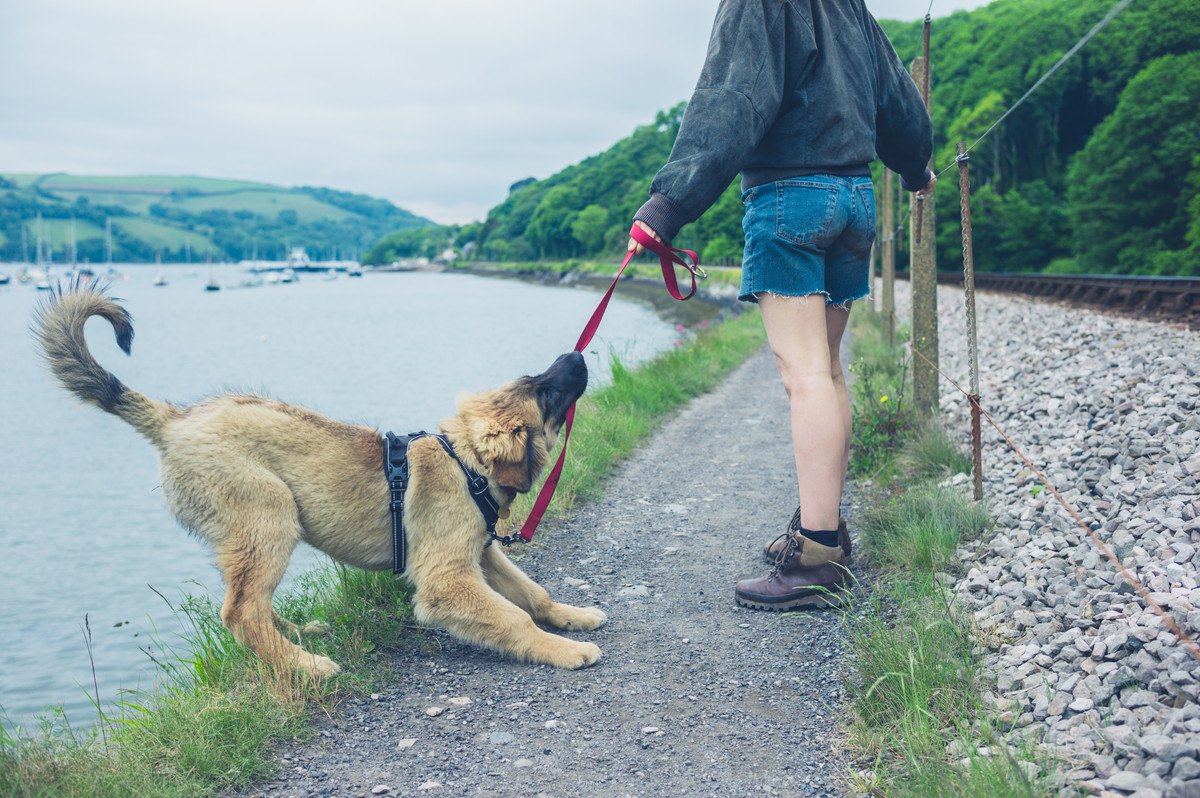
xmin=515 ymin=225 xmax=706 ymax=541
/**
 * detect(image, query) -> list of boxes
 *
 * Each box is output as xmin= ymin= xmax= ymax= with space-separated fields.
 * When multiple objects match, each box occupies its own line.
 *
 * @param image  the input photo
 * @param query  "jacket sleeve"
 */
xmin=871 ymin=17 xmax=933 ymax=191
xmin=634 ymin=0 xmax=790 ymax=243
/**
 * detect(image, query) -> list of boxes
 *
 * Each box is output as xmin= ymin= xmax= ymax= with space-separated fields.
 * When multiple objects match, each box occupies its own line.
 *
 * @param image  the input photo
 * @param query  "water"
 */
xmin=0 ymin=264 xmax=682 ymax=733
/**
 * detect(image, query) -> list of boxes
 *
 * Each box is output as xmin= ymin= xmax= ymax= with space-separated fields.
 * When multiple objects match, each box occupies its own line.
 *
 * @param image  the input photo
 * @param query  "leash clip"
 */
xmin=677 ymin=248 xmax=707 ymax=280
xmin=488 ymin=531 xmax=523 ymax=547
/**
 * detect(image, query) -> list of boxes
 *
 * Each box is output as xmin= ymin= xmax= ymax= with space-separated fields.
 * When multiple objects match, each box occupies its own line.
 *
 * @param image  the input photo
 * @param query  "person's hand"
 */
xmin=627 ymin=220 xmax=662 ymax=256
xmin=915 ymin=169 xmax=937 ymax=196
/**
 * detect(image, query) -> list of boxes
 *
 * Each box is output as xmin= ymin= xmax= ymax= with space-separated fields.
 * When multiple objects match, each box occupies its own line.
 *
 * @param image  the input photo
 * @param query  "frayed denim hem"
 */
xmin=739 ymin=289 xmax=868 ymax=309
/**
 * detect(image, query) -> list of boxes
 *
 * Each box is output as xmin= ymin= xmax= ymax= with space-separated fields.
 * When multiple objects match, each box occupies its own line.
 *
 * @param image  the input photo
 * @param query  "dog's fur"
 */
xmin=34 ymin=283 xmax=605 ymax=677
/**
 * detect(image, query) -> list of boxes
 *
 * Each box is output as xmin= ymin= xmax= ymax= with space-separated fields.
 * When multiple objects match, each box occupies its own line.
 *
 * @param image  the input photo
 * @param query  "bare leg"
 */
xmin=827 ymin=305 xmax=853 ymax=497
xmin=758 ymin=295 xmax=851 ymax=531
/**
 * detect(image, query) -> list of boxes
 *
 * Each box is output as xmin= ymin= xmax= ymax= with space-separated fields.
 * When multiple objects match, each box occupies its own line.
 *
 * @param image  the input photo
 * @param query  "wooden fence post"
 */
xmin=881 ymin=169 xmax=896 ymax=346
xmin=910 ymin=55 xmax=939 ymax=416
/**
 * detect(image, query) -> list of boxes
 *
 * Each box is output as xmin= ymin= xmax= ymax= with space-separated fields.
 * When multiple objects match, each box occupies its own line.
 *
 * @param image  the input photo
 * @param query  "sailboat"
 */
xmin=153 ymin=252 xmax=168 ymax=287
xmin=204 ymin=252 xmax=220 ymax=292
xmin=34 ymin=216 xmax=52 ymax=291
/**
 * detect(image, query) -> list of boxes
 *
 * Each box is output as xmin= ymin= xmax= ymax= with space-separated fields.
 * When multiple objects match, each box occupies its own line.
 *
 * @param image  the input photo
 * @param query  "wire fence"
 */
xmin=887 ymin=0 xmax=1200 ymax=667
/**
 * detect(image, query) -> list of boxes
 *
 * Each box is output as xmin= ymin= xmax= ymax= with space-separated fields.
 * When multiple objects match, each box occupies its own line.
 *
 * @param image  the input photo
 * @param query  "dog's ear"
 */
xmin=477 ymin=422 xmax=532 ymax=493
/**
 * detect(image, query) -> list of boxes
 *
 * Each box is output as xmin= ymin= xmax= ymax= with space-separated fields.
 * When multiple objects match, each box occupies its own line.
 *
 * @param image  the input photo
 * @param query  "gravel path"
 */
xmin=898 ymin=283 xmax=1200 ymax=798
xmin=243 ymin=347 xmax=858 ymax=798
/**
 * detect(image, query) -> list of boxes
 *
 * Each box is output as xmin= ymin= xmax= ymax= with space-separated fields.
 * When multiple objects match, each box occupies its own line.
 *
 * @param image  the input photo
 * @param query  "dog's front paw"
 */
xmin=538 ymin=638 xmax=602 ymax=670
xmin=544 ymin=603 xmax=608 ymax=631
xmin=302 ymin=620 xmax=333 ymax=636
xmin=301 ymin=653 xmax=342 ymax=679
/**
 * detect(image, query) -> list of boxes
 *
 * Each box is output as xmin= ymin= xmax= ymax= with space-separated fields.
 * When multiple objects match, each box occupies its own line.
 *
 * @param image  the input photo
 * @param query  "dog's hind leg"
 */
xmin=481 ymin=545 xmax=607 ymax=632
xmin=210 ymin=478 xmax=341 ymax=678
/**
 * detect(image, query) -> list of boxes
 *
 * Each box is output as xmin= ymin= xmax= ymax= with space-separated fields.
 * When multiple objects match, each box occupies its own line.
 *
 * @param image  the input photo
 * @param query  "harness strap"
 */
xmin=516 ymin=225 xmax=704 ymax=542
xmin=384 ymin=431 xmax=419 ymax=574
xmin=384 ymin=431 xmax=505 ymax=574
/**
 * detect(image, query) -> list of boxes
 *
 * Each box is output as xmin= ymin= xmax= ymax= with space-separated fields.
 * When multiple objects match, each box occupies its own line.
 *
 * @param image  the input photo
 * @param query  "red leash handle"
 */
xmin=517 ymin=226 xmax=706 ymax=541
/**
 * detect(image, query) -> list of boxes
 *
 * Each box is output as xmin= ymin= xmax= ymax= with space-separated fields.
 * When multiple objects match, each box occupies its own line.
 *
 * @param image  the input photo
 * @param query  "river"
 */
xmin=0 ymin=264 xmax=690 ymax=734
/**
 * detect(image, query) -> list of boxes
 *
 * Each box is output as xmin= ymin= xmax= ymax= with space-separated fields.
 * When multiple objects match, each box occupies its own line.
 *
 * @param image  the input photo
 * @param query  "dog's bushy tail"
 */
xmin=33 ymin=279 xmax=179 ymax=446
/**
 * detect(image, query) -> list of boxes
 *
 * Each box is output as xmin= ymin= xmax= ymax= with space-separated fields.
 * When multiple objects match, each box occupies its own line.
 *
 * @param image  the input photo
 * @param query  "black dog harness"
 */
xmin=383 ymin=431 xmax=513 ymax=574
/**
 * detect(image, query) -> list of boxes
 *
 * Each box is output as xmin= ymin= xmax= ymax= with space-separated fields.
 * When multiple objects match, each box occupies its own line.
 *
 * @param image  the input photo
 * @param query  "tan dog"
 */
xmin=34 ymin=283 xmax=605 ymax=677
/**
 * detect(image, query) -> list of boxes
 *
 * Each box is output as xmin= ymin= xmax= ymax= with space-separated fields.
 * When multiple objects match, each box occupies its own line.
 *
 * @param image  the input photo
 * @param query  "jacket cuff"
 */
xmin=633 ymin=192 xmax=688 ymax=244
xmin=900 ymin=168 xmax=933 ymax=193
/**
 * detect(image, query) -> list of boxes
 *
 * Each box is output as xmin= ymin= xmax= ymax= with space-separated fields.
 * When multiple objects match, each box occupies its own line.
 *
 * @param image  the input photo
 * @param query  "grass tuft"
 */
xmin=860 ymin=486 xmax=990 ymax=574
xmin=895 ymin=419 xmax=974 ymax=484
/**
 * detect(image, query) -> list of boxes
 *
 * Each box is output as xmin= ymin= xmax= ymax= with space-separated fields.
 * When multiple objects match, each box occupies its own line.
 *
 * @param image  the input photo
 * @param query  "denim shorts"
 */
xmin=739 ymin=175 xmax=875 ymax=306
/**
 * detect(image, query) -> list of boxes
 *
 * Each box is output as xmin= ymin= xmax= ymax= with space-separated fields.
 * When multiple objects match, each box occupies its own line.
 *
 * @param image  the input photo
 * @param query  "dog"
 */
xmin=34 ymin=283 xmax=606 ymax=677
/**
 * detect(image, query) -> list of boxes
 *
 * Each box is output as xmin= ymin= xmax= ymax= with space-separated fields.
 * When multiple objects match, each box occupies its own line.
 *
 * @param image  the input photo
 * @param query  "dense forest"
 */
xmin=368 ymin=0 xmax=1199 ymax=276
xmin=0 ymin=174 xmax=431 ymax=264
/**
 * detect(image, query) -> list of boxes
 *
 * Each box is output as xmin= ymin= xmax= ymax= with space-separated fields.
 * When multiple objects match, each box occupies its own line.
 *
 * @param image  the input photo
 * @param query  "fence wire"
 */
xmin=907 ymin=345 xmax=1200 ymax=666
xmin=931 ymin=0 xmax=1133 ymax=180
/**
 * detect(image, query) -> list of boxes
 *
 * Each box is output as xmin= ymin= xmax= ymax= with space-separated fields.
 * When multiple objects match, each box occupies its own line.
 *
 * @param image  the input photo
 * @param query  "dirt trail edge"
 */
xmin=246 ymin=348 xmax=857 ymax=798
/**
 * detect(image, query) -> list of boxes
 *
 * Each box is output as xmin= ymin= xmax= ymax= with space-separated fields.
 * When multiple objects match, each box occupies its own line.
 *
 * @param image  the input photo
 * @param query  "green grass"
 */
xmin=109 ymin=218 xmax=218 ymax=253
xmin=21 ymin=219 xmax=106 ymax=249
xmin=847 ymin=308 xmax=915 ymax=481
xmin=168 ymin=191 xmax=353 ymax=223
xmin=0 ymin=302 xmax=766 ymax=798
xmin=35 ymin=174 xmax=271 ymax=193
xmin=845 ymin=310 xmax=1054 ymax=798
xmin=51 ymin=192 xmax=161 ymax=215
xmin=1 ymin=174 xmax=44 ymax=188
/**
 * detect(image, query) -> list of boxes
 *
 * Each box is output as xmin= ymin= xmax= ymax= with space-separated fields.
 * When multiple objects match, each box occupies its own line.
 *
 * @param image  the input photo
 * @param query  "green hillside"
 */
xmin=368 ymin=0 xmax=1199 ymax=276
xmin=0 ymin=173 xmax=432 ymax=263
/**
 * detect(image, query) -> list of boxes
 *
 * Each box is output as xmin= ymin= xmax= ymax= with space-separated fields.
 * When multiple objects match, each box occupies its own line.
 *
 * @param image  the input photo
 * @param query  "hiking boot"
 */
xmin=762 ymin=506 xmax=851 ymax=563
xmin=736 ymin=530 xmax=851 ymax=611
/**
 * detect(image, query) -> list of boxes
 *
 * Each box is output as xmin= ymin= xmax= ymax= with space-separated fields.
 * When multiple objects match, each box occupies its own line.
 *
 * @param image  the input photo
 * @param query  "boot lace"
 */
xmin=767 ymin=532 xmax=803 ymax=581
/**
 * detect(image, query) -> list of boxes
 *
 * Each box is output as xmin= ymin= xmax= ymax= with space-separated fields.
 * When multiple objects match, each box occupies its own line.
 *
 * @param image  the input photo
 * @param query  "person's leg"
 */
xmin=826 ymin=303 xmax=852 ymax=500
xmin=758 ymin=293 xmax=844 ymax=532
xmin=736 ymin=177 xmax=869 ymax=611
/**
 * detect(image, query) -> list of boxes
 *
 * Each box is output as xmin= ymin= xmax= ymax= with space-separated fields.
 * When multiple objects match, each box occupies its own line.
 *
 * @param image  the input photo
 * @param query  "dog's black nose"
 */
xmin=560 ymin=351 xmax=586 ymax=372
xmin=536 ymin=352 xmax=588 ymax=408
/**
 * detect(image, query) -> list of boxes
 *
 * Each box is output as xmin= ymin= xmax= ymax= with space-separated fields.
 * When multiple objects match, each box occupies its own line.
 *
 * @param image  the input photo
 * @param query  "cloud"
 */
xmin=0 ymin=0 xmax=989 ymax=224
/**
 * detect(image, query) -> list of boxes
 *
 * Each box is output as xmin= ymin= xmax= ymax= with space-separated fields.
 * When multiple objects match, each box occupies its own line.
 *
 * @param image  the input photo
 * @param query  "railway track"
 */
xmin=896 ymin=271 xmax=1200 ymax=329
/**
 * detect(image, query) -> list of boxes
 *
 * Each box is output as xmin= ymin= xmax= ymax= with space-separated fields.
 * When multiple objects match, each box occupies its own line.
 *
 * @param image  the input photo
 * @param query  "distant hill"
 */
xmin=0 ymin=173 xmax=433 ymax=263
xmin=368 ymin=0 xmax=1198 ymax=277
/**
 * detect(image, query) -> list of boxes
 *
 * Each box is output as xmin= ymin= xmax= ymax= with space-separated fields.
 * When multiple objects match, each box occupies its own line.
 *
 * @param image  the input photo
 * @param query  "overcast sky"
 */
xmin=1 ymin=0 xmax=991 ymax=224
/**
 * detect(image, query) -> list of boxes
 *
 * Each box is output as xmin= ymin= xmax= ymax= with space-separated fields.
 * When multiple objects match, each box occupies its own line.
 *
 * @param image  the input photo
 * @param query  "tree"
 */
xmin=571 ymin=205 xmax=609 ymax=252
xmin=526 ymin=186 xmax=581 ymax=258
xmin=1067 ymin=51 xmax=1200 ymax=275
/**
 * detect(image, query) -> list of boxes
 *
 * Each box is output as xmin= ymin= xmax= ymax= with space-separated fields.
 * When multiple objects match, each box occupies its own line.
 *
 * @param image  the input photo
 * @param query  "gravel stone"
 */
xmin=893 ymin=283 xmax=1200 ymax=798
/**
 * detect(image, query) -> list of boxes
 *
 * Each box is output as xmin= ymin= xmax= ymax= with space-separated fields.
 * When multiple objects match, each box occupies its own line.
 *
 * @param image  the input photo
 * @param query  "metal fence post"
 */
xmin=910 ymin=55 xmax=939 ymax=416
xmin=957 ymin=141 xmax=984 ymax=501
